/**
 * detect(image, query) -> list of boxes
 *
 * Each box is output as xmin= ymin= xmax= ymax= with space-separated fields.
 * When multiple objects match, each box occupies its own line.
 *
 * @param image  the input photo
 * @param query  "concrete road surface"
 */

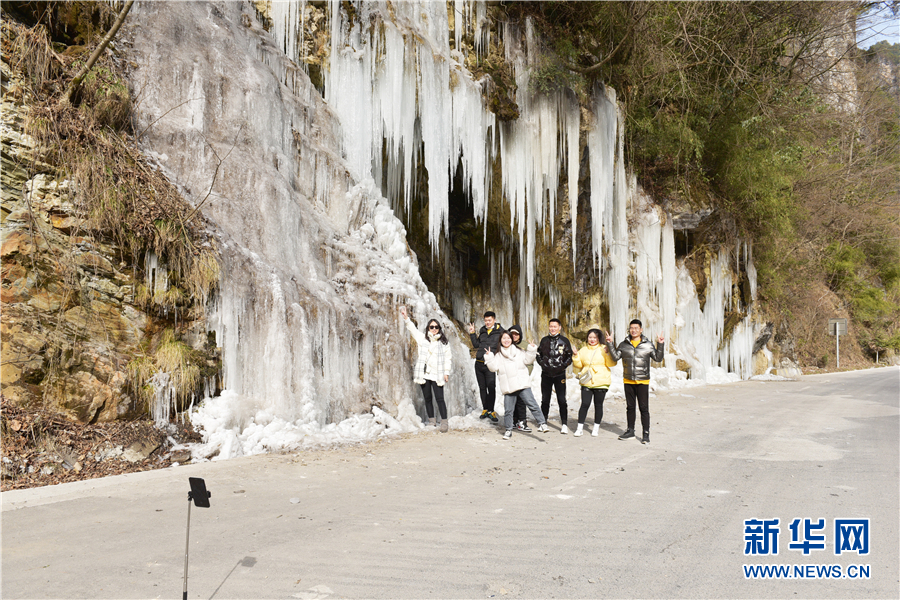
xmin=3 ymin=367 xmax=898 ymax=599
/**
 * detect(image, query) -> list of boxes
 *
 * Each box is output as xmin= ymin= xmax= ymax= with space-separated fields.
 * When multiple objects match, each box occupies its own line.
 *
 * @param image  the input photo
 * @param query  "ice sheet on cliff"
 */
xmin=123 ymin=1 xmax=763 ymax=461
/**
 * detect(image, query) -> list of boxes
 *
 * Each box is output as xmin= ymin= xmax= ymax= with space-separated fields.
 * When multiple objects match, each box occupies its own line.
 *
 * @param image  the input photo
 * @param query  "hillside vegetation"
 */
xmin=503 ymin=1 xmax=899 ymax=366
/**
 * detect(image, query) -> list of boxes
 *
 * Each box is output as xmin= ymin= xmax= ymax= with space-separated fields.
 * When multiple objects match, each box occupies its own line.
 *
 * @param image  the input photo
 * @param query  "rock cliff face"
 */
xmin=2 ymin=61 xmax=136 ymax=421
xmin=1 ymin=30 xmax=216 ymax=424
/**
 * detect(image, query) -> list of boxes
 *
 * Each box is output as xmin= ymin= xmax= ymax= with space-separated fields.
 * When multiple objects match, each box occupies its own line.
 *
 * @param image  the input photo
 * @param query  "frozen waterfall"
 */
xmin=123 ymin=1 xmax=766 ymax=459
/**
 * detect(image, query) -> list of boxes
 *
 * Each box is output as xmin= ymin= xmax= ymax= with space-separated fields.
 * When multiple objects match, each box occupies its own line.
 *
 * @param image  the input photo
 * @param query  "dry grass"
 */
xmin=126 ymin=329 xmax=202 ymax=417
xmin=3 ymin=20 xmax=61 ymax=93
xmin=3 ymin=17 xmax=220 ymax=315
xmin=3 ymin=17 xmax=220 ymax=422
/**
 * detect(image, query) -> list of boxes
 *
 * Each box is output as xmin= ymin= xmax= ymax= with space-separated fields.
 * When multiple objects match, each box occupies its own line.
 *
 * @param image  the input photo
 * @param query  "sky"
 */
xmin=857 ymin=4 xmax=900 ymax=49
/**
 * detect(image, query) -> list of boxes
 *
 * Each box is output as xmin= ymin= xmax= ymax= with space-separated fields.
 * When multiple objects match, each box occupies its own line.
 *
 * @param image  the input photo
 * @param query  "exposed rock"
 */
xmin=122 ymin=439 xmax=159 ymax=463
xmin=753 ymin=322 xmax=774 ymax=354
xmin=1 ymin=44 xmax=218 ymax=425
xmin=775 ymin=357 xmax=802 ymax=378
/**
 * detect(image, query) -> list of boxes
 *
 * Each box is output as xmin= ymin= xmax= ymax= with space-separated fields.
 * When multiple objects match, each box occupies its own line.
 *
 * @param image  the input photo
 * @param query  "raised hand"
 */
xmin=467 ymin=322 xmax=475 ymax=334
xmin=657 ymin=333 xmax=665 ymax=343
xmin=399 ymin=305 xmax=407 ymax=318
xmin=605 ymin=333 xmax=613 ymax=344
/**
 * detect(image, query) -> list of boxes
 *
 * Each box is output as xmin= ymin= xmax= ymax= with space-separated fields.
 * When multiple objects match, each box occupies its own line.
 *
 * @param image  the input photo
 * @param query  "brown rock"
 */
xmin=27 ymin=289 xmax=64 ymax=312
xmin=122 ymin=439 xmax=160 ymax=463
xmin=49 ymin=214 xmax=80 ymax=233
xmin=0 ymin=231 xmax=37 ymax=257
xmin=1 ymin=263 xmax=28 ymax=281
xmin=75 ymin=252 xmax=115 ymax=277
xmin=170 ymin=449 xmax=192 ymax=463
xmin=1 ymin=362 xmax=23 ymax=385
xmin=0 ymin=384 xmax=40 ymax=404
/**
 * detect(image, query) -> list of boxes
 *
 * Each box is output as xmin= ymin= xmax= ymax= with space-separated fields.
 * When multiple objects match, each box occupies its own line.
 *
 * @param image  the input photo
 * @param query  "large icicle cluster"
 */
xmin=318 ymin=2 xmax=587 ymax=303
xmin=275 ymin=1 xmax=764 ymax=380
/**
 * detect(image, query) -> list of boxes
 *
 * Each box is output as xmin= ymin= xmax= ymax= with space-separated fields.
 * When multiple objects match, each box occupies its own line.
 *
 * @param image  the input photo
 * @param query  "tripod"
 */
xmin=183 ymin=477 xmax=211 ymax=600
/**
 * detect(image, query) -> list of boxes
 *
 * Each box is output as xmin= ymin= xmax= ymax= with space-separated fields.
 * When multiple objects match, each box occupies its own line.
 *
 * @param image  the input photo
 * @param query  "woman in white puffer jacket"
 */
xmin=484 ymin=331 xmax=549 ymax=439
xmin=400 ymin=306 xmax=452 ymax=432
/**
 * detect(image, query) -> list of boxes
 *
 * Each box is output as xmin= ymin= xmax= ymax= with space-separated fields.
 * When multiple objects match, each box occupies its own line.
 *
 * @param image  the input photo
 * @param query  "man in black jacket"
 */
xmin=536 ymin=318 xmax=574 ymax=433
xmin=606 ymin=319 xmax=664 ymax=444
xmin=467 ymin=312 xmax=505 ymax=423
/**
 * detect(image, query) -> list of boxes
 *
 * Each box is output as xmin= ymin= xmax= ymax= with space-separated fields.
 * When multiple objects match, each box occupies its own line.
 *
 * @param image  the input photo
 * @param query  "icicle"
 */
xmin=150 ymin=372 xmax=173 ymax=427
xmin=588 ymin=84 xmax=616 ymax=272
xmin=271 ymin=0 xmax=306 ymax=62
xmin=565 ymin=97 xmax=580 ymax=272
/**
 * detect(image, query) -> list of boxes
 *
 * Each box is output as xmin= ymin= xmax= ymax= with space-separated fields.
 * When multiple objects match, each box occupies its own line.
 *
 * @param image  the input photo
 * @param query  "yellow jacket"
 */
xmin=572 ymin=344 xmax=617 ymax=388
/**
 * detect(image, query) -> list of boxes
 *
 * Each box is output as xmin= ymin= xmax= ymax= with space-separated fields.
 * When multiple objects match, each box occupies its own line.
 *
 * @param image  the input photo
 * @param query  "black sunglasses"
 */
xmin=428 ymin=325 xmax=440 ymax=330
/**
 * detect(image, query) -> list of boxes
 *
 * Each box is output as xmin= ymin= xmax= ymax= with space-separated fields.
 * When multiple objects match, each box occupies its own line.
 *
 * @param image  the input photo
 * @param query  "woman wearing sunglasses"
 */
xmin=399 ymin=305 xmax=452 ymax=432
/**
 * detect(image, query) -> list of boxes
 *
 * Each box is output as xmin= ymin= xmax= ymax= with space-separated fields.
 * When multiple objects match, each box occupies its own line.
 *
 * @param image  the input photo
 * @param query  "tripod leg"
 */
xmin=183 ymin=498 xmax=192 ymax=600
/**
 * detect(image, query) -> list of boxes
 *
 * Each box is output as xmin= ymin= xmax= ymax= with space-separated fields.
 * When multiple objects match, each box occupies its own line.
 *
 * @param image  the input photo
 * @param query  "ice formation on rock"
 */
xmin=125 ymin=2 xmax=482 ymax=459
xmin=122 ymin=1 xmax=766 ymax=458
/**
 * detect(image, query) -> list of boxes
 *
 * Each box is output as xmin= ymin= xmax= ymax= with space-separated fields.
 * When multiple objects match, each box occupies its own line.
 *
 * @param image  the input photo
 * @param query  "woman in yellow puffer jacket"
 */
xmin=571 ymin=328 xmax=617 ymax=437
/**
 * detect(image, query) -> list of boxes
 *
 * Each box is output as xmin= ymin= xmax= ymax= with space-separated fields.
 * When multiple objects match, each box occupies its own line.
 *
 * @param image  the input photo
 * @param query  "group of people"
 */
xmin=400 ymin=308 xmax=663 ymax=444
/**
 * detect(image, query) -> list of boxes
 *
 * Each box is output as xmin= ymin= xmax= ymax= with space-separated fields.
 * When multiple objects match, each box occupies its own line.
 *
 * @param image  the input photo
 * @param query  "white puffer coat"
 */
xmin=404 ymin=317 xmax=452 ymax=385
xmin=484 ymin=343 xmax=537 ymax=395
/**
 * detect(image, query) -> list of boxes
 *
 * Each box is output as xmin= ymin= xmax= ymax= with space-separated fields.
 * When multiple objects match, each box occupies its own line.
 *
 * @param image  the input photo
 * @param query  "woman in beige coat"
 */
xmin=572 ymin=328 xmax=617 ymax=437
xmin=484 ymin=331 xmax=549 ymax=439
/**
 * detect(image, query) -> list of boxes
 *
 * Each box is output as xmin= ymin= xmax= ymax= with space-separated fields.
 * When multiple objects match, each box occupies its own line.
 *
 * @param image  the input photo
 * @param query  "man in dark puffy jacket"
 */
xmin=536 ymin=318 xmax=574 ymax=433
xmin=606 ymin=319 xmax=664 ymax=444
xmin=467 ymin=311 xmax=505 ymax=423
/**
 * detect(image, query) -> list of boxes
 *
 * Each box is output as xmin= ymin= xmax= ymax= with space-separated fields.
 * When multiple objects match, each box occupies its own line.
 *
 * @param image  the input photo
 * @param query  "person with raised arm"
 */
xmin=400 ymin=306 xmax=452 ymax=432
xmin=467 ymin=312 xmax=504 ymax=423
xmin=484 ymin=331 xmax=548 ymax=439
xmin=571 ymin=328 xmax=617 ymax=437
xmin=605 ymin=319 xmax=664 ymax=444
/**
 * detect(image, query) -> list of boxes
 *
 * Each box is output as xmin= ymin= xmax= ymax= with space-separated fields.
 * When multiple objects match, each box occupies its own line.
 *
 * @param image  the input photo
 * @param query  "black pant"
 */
xmin=513 ymin=397 xmax=527 ymax=424
xmin=624 ymin=383 xmax=650 ymax=433
xmin=540 ymin=373 xmax=568 ymax=425
xmin=578 ymin=387 xmax=607 ymax=424
xmin=474 ymin=361 xmax=496 ymax=412
xmin=420 ymin=380 xmax=447 ymax=419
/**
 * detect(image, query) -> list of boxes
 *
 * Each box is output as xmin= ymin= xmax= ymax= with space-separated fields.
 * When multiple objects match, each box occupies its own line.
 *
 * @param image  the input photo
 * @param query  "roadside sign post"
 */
xmin=828 ymin=318 xmax=848 ymax=369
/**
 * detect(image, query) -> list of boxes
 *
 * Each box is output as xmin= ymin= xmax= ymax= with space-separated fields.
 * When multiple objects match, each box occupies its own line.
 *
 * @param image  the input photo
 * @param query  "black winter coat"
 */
xmin=536 ymin=334 xmax=573 ymax=377
xmin=470 ymin=324 xmax=506 ymax=362
xmin=606 ymin=335 xmax=664 ymax=382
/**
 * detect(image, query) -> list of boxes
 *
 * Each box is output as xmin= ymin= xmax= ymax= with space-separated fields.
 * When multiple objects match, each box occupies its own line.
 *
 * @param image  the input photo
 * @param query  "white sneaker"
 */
xmin=560 ymin=424 xmax=569 ymax=435
xmin=503 ymin=430 xmax=512 ymax=440
xmin=537 ymin=423 xmax=550 ymax=433
xmin=591 ymin=424 xmax=600 ymax=437
xmin=573 ymin=425 xmax=584 ymax=437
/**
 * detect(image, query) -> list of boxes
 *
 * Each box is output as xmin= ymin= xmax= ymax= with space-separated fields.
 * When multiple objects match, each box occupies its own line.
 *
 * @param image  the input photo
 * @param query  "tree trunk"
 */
xmin=63 ymin=0 xmax=135 ymax=105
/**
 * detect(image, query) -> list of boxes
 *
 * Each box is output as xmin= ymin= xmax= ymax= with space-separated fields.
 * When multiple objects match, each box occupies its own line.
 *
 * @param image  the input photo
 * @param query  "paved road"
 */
xmin=3 ymin=367 xmax=898 ymax=599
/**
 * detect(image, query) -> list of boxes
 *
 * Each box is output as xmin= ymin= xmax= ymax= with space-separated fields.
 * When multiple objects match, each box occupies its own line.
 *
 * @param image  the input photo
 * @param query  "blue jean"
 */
xmin=504 ymin=387 xmax=546 ymax=430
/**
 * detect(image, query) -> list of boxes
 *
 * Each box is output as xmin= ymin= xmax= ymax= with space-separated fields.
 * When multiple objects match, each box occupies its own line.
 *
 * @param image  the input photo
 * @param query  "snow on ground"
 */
xmin=188 ymin=361 xmax=745 ymax=462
